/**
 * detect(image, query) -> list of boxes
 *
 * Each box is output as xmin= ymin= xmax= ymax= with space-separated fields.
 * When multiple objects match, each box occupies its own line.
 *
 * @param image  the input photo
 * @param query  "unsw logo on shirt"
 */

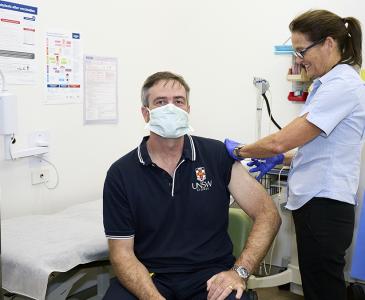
xmin=192 ymin=167 xmax=213 ymax=192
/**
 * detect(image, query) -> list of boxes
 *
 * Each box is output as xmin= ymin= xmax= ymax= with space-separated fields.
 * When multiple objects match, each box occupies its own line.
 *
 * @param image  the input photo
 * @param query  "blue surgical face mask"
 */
xmin=145 ymin=103 xmax=193 ymax=138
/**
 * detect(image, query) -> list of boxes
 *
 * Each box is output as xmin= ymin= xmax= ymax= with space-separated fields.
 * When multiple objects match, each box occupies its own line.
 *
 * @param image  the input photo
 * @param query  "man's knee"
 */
xmin=103 ymin=277 xmax=137 ymax=300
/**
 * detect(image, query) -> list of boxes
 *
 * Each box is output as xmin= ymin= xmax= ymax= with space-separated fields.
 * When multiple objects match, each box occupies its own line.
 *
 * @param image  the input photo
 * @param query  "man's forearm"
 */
xmin=111 ymin=251 xmax=164 ymax=300
xmin=235 ymin=198 xmax=281 ymax=273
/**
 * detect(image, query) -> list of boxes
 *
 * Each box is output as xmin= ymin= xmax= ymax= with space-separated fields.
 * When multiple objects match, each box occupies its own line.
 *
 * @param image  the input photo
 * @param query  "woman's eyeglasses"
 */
xmin=294 ymin=38 xmax=325 ymax=59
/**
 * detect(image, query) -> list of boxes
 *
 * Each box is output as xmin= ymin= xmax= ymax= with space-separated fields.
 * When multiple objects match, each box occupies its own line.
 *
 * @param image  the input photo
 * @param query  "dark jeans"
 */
xmin=293 ymin=197 xmax=355 ymax=300
xmin=103 ymin=266 xmax=250 ymax=300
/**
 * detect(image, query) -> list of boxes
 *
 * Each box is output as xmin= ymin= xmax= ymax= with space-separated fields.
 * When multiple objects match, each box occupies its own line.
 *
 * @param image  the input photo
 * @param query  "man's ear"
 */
xmin=141 ymin=106 xmax=150 ymax=123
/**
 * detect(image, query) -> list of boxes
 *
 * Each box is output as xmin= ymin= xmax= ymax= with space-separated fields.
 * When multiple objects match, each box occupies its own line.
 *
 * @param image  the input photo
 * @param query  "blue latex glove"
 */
xmin=224 ymin=138 xmax=244 ymax=161
xmin=247 ymin=153 xmax=284 ymax=181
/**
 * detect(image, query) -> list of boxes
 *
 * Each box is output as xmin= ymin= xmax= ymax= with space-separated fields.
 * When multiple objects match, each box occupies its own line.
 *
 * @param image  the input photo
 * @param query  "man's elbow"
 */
xmin=265 ymin=200 xmax=282 ymax=233
xmin=273 ymin=209 xmax=282 ymax=233
xmin=255 ymin=199 xmax=282 ymax=232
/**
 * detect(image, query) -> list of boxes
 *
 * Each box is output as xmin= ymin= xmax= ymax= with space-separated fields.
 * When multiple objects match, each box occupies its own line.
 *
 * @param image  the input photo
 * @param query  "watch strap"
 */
xmin=233 ymin=145 xmax=244 ymax=158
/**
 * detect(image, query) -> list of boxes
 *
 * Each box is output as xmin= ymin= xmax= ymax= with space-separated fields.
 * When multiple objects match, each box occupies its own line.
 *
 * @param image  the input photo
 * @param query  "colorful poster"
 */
xmin=0 ymin=0 xmax=37 ymax=84
xmin=45 ymin=31 xmax=82 ymax=104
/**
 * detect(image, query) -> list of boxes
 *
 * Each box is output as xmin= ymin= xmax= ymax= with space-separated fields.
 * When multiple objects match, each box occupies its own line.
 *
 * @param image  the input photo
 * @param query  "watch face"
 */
xmin=235 ymin=266 xmax=249 ymax=279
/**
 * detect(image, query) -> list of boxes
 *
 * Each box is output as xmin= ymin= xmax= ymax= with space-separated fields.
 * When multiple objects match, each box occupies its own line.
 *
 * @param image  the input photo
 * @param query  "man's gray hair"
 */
xmin=141 ymin=71 xmax=190 ymax=107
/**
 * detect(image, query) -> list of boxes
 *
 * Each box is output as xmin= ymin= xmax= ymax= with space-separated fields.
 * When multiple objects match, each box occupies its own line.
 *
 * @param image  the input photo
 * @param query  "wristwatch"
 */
xmin=233 ymin=145 xmax=244 ymax=158
xmin=232 ymin=265 xmax=250 ymax=281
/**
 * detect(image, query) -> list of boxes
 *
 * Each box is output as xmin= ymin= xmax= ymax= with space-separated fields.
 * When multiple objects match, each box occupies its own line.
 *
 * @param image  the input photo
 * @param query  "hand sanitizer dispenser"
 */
xmin=0 ymin=91 xmax=17 ymax=135
xmin=0 ymin=70 xmax=49 ymax=160
xmin=0 ymin=90 xmax=18 ymax=159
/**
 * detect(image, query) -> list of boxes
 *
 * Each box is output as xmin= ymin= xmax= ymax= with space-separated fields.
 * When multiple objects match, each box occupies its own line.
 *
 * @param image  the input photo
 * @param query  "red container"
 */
xmin=288 ymin=91 xmax=308 ymax=102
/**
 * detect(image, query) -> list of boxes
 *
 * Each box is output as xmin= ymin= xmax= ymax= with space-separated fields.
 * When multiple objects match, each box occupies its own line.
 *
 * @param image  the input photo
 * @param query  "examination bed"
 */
xmin=2 ymin=200 xmax=271 ymax=300
xmin=1 ymin=199 xmax=110 ymax=300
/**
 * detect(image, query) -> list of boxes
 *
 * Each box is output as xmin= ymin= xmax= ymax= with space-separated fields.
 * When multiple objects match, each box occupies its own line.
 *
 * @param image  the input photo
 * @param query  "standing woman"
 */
xmin=225 ymin=9 xmax=365 ymax=300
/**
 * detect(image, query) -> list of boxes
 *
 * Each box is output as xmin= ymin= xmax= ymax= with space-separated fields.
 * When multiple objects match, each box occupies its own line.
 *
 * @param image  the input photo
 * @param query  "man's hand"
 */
xmin=247 ymin=153 xmax=284 ymax=181
xmin=207 ymin=270 xmax=246 ymax=300
xmin=224 ymin=138 xmax=244 ymax=161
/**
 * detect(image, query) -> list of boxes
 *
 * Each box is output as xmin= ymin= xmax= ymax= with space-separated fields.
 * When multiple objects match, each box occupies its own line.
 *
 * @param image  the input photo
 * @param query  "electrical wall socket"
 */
xmin=31 ymin=169 xmax=49 ymax=185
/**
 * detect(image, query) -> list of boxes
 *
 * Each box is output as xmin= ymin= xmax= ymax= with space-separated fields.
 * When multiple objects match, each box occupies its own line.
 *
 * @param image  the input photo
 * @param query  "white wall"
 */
xmin=1 ymin=0 xmax=365 ymax=218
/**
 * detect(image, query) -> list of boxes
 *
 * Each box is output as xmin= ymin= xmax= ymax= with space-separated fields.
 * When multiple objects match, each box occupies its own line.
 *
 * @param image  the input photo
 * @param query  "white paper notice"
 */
xmin=0 ymin=1 xmax=38 ymax=84
xmin=46 ymin=31 xmax=82 ymax=104
xmin=84 ymin=55 xmax=118 ymax=124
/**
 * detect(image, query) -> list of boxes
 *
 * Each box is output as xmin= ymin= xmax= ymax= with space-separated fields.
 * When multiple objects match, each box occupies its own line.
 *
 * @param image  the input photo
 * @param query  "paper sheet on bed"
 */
xmin=2 ymin=199 xmax=109 ymax=300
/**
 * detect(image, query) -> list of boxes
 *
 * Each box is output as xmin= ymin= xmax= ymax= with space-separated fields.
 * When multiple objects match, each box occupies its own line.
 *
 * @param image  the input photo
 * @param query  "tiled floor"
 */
xmin=256 ymin=287 xmax=304 ymax=300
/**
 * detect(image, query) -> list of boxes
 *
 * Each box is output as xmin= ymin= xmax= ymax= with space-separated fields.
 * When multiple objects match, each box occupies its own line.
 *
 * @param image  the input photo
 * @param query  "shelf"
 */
xmin=287 ymin=68 xmax=310 ymax=82
xmin=274 ymin=45 xmax=293 ymax=55
xmin=287 ymin=74 xmax=309 ymax=82
xmin=270 ymin=180 xmax=287 ymax=188
xmin=267 ymin=167 xmax=289 ymax=176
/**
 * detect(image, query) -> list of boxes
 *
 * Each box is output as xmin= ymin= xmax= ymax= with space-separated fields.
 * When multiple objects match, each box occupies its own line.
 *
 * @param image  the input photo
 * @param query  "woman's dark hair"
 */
xmin=289 ymin=9 xmax=362 ymax=67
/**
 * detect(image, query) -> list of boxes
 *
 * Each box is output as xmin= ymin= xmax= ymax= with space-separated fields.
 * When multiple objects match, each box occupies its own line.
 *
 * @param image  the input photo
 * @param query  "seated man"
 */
xmin=103 ymin=71 xmax=281 ymax=300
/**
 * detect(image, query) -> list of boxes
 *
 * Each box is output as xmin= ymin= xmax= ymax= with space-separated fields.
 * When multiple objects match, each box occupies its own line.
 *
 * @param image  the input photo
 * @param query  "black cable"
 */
xmin=262 ymin=93 xmax=282 ymax=130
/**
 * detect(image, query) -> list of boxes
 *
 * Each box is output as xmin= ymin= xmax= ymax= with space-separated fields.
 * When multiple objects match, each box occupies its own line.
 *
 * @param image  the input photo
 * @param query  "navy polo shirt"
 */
xmin=103 ymin=134 xmax=235 ymax=273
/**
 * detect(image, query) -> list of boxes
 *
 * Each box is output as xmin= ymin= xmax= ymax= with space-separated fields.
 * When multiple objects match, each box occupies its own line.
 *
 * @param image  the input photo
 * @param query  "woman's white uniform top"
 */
xmin=287 ymin=64 xmax=365 ymax=210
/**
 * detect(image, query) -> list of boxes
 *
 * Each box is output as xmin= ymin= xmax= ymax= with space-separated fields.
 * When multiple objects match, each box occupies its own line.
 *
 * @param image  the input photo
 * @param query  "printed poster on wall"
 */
xmin=0 ymin=0 xmax=38 ymax=84
xmin=45 ymin=31 xmax=82 ymax=104
xmin=83 ymin=55 xmax=118 ymax=124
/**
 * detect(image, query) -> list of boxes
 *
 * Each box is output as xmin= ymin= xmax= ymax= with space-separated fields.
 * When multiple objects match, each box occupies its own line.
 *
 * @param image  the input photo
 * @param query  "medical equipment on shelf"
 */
xmin=0 ymin=70 xmax=48 ymax=160
xmin=2 ymin=199 xmax=110 ymax=300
